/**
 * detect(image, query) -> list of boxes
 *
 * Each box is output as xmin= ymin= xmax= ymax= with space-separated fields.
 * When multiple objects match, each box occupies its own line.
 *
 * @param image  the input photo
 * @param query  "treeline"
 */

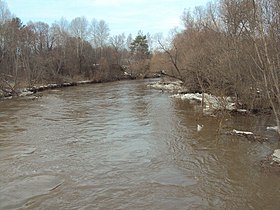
xmin=0 ymin=0 xmax=151 ymax=94
xmin=151 ymin=0 xmax=280 ymax=130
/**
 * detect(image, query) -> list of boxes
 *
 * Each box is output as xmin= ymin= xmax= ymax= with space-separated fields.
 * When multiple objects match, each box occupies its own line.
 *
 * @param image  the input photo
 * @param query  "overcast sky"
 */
xmin=8 ymin=0 xmax=209 ymax=36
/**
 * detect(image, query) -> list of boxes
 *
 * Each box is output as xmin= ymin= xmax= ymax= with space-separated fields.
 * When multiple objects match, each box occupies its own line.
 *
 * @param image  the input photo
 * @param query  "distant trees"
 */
xmin=0 ymin=0 xmax=155 ymax=96
xmin=0 ymin=0 xmax=157 ymax=96
xmin=0 ymin=1 xmax=146 ymax=94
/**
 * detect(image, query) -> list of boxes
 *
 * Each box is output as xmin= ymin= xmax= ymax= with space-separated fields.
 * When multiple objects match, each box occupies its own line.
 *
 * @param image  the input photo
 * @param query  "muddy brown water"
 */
xmin=0 ymin=79 xmax=280 ymax=209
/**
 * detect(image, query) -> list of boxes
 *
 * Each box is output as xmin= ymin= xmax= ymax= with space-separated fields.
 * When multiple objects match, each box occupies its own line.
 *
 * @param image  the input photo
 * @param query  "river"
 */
xmin=0 ymin=79 xmax=280 ymax=209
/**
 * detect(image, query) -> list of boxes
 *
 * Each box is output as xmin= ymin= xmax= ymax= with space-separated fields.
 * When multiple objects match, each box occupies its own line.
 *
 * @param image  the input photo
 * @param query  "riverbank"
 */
xmin=0 ymin=72 xmax=162 ymax=100
xmin=148 ymin=80 xmax=270 ymax=115
xmin=0 ymin=75 xmax=139 ymax=100
xmin=0 ymin=80 xmax=98 ymax=99
xmin=148 ymin=80 xmax=279 ymax=135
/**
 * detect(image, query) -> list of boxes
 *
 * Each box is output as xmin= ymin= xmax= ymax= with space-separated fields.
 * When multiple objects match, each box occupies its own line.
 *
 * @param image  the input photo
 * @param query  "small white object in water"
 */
xmin=272 ymin=149 xmax=280 ymax=163
xmin=197 ymin=124 xmax=204 ymax=132
xmin=232 ymin=129 xmax=253 ymax=135
xmin=266 ymin=126 xmax=278 ymax=132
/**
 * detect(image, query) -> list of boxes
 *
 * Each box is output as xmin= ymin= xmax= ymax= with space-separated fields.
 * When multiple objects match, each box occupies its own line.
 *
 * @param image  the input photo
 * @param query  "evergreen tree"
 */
xmin=129 ymin=31 xmax=149 ymax=59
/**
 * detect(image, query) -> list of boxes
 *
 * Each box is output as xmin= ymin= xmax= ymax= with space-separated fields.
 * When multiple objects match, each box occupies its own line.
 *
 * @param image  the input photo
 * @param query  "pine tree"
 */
xmin=129 ymin=31 xmax=149 ymax=60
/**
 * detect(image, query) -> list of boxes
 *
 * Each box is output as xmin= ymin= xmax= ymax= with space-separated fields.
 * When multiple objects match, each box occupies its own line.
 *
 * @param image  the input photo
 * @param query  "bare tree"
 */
xmin=89 ymin=19 xmax=110 ymax=48
xmin=0 ymin=0 xmax=11 ymax=24
xmin=69 ymin=16 xmax=89 ymax=41
xmin=109 ymin=33 xmax=126 ymax=65
xmin=69 ymin=17 xmax=90 ymax=74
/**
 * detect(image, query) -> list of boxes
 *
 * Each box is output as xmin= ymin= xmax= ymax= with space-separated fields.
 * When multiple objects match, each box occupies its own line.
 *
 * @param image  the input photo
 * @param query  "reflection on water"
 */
xmin=0 ymin=79 xmax=280 ymax=209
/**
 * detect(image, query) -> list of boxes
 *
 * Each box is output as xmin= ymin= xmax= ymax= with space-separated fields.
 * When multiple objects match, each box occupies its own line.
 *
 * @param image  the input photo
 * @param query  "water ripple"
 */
xmin=0 ymin=79 xmax=280 ymax=209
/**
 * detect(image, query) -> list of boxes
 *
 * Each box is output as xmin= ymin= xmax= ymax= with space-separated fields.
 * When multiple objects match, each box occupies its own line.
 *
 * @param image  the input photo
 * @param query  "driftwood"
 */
xmin=225 ymin=129 xmax=268 ymax=142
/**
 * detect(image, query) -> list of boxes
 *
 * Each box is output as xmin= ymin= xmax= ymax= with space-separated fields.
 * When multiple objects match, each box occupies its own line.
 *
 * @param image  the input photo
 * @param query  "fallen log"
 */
xmin=225 ymin=129 xmax=268 ymax=142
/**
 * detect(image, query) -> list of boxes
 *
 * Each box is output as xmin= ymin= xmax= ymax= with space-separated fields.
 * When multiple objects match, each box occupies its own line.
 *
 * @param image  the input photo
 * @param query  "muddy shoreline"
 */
xmin=0 ymin=76 xmax=140 ymax=99
xmin=0 ymin=73 xmax=161 ymax=100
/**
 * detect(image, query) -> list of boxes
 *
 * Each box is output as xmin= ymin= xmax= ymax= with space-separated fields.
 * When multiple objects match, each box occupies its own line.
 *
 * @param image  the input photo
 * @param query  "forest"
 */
xmin=1 ymin=0 xmax=280 ymax=130
xmin=0 ymin=0 xmax=152 ymax=96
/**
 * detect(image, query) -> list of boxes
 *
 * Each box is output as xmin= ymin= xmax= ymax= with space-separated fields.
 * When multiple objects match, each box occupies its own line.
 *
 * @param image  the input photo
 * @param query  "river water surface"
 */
xmin=0 ymin=79 xmax=280 ymax=209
